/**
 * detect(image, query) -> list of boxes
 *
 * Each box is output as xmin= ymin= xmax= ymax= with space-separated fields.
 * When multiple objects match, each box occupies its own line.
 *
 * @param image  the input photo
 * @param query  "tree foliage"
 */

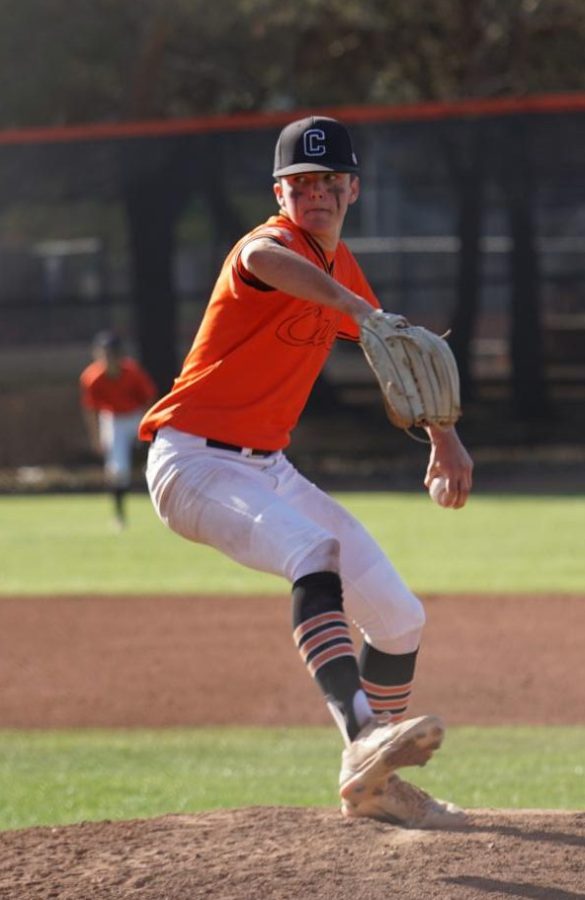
xmin=0 ymin=0 xmax=584 ymax=128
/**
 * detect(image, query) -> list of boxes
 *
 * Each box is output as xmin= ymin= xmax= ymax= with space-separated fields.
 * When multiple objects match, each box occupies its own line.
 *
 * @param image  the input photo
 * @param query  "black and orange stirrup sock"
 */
xmin=292 ymin=571 xmax=371 ymax=743
xmin=359 ymin=643 xmax=419 ymax=723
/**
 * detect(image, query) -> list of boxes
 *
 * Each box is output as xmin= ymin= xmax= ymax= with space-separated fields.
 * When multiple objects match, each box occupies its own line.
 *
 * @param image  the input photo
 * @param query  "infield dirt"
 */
xmin=0 ymin=592 xmax=583 ymax=899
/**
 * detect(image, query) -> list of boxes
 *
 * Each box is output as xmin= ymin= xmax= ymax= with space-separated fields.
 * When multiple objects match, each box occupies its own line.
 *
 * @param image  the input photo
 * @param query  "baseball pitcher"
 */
xmin=139 ymin=117 xmax=473 ymax=827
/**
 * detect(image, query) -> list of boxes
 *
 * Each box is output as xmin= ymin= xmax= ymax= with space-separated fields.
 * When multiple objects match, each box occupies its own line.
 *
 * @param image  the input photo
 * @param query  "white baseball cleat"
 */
xmin=339 ymin=714 xmax=445 ymax=806
xmin=341 ymin=771 xmax=468 ymax=829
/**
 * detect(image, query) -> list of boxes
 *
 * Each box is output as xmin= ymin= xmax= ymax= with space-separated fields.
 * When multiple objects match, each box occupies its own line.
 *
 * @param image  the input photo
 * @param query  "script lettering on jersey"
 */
xmin=276 ymin=306 xmax=339 ymax=348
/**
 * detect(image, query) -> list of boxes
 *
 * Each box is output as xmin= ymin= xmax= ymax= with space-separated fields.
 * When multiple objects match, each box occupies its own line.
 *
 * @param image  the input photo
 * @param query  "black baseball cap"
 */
xmin=273 ymin=116 xmax=359 ymax=178
xmin=93 ymin=330 xmax=122 ymax=353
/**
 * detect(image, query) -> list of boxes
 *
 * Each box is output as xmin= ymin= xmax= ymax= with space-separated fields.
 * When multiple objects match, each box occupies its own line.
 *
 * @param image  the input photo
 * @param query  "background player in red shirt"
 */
xmin=80 ymin=331 xmax=157 ymax=529
xmin=140 ymin=117 xmax=473 ymax=827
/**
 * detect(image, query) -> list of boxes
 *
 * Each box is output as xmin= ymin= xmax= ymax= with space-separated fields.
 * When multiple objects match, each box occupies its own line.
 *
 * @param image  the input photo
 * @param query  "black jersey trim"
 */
xmin=234 ymin=235 xmax=286 ymax=292
xmin=300 ymin=230 xmax=335 ymax=276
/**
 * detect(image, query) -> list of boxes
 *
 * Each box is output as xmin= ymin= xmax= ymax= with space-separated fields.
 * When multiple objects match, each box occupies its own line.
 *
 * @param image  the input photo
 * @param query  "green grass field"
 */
xmin=0 ymin=492 xmax=583 ymax=829
xmin=1 ymin=492 xmax=584 ymax=594
xmin=0 ymin=727 xmax=583 ymax=831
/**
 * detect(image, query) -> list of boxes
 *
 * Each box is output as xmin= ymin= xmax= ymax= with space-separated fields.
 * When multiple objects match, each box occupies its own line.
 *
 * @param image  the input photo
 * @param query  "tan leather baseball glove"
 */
xmin=359 ymin=310 xmax=461 ymax=432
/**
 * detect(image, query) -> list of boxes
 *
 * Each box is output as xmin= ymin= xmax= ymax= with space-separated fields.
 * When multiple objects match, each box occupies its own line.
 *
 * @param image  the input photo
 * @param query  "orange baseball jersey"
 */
xmin=80 ymin=358 xmax=157 ymax=415
xmin=139 ymin=214 xmax=380 ymax=449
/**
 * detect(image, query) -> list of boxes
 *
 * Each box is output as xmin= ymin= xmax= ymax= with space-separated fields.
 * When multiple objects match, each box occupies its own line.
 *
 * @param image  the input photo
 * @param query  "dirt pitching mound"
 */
xmin=0 ymin=807 xmax=583 ymax=899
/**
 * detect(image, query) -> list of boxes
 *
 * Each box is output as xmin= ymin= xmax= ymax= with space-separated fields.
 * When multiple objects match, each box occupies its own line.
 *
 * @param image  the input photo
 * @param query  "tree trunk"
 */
xmin=501 ymin=119 xmax=549 ymax=420
xmin=121 ymin=139 xmax=192 ymax=393
xmin=124 ymin=191 xmax=177 ymax=393
xmin=444 ymin=123 xmax=485 ymax=401
xmin=445 ymin=123 xmax=485 ymax=403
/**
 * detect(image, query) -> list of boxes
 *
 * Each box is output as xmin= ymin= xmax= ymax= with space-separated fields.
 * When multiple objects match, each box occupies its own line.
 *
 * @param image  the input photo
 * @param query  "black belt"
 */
xmin=206 ymin=438 xmax=274 ymax=457
xmin=151 ymin=431 xmax=274 ymax=457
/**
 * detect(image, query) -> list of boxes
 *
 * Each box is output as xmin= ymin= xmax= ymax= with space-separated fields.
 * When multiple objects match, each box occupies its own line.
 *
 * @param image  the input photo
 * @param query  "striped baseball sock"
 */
xmin=359 ymin=644 xmax=419 ymax=723
xmin=292 ymin=572 xmax=372 ymax=744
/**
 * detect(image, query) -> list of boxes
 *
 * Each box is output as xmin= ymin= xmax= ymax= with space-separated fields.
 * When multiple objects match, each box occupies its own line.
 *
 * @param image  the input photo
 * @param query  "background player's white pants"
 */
xmin=146 ymin=427 xmax=425 ymax=653
xmin=98 ymin=411 xmax=142 ymax=488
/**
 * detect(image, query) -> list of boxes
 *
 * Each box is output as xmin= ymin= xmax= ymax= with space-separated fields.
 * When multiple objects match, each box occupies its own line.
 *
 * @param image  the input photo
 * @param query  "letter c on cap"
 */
xmin=303 ymin=128 xmax=326 ymax=157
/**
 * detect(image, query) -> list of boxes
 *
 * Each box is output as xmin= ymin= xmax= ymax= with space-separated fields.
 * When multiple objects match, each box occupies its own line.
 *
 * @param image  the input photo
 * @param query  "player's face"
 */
xmin=94 ymin=346 xmax=121 ymax=375
xmin=273 ymin=172 xmax=359 ymax=247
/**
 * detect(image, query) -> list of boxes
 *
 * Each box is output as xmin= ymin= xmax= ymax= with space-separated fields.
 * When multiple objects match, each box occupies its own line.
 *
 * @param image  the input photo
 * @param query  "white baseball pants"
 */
xmin=145 ymin=426 xmax=425 ymax=653
xmin=98 ymin=410 xmax=143 ymax=488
